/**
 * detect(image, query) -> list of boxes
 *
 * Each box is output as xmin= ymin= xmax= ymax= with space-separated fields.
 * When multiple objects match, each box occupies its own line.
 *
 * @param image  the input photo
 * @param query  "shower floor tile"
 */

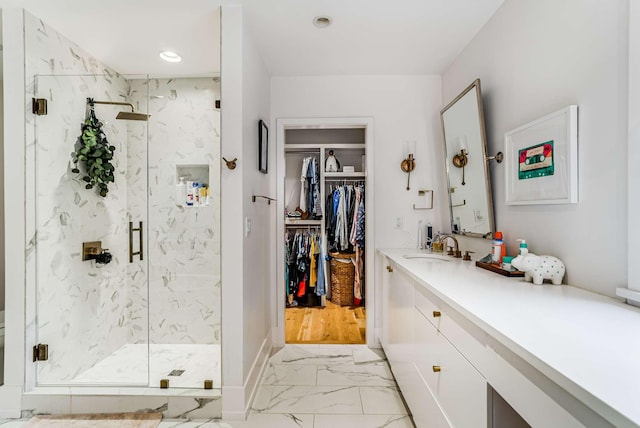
xmin=71 ymin=344 xmax=221 ymax=389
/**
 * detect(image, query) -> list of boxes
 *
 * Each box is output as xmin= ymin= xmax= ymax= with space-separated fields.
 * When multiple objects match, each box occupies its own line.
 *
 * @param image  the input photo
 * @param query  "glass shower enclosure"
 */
xmin=32 ymin=74 xmax=221 ymax=389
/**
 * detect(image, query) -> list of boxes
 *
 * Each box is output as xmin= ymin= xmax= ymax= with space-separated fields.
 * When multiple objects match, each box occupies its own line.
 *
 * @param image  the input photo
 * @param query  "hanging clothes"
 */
xmin=298 ymin=157 xmax=322 ymax=219
xmin=285 ymin=229 xmax=325 ymax=307
xmin=299 ymin=157 xmax=311 ymax=213
xmin=325 ymin=183 xmax=365 ymax=253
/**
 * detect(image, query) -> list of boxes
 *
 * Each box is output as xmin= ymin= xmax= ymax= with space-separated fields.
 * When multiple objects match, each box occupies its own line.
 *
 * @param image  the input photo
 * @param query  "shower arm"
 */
xmin=91 ymin=100 xmax=135 ymax=112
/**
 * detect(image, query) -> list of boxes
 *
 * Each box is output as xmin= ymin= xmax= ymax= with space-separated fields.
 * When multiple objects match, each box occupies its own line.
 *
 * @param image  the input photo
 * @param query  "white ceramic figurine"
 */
xmin=511 ymin=252 xmax=565 ymax=285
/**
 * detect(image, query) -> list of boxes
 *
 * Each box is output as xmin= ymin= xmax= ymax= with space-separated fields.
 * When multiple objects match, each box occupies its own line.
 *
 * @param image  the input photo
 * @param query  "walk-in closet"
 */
xmin=278 ymin=121 xmax=372 ymax=345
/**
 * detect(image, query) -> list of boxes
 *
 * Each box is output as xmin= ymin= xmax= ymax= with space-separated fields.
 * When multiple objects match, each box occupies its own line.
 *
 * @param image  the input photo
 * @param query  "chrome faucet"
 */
xmin=438 ymin=234 xmax=462 ymax=258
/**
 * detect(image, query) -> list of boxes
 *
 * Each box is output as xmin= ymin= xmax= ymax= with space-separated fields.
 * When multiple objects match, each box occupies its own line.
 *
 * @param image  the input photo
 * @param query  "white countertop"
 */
xmin=378 ymin=248 xmax=640 ymax=427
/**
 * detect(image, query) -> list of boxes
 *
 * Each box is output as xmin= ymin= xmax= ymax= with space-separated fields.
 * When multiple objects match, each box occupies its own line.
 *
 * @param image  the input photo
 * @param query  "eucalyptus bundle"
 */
xmin=72 ymin=98 xmax=116 ymax=197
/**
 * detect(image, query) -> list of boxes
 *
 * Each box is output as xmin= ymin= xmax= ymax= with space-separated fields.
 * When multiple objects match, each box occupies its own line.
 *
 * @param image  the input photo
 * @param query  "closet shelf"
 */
xmin=285 ymin=143 xmax=365 ymax=151
xmin=324 ymin=172 xmax=366 ymax=178
xmin=285 ymin=219 xmax=322 ymax=226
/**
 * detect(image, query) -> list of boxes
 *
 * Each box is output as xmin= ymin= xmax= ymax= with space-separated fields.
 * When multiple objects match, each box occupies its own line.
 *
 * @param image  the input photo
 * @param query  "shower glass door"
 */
xmin=33 ymin=74 xmax=221 ymax=390
xmin=33 ymin=74 xmax=150 ymax=386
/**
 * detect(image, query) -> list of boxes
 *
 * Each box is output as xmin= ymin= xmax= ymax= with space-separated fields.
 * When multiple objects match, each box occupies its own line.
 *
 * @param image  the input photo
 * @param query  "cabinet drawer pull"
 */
xmin=387 ymin=265 xmax=393 ymax=272
xmin=432 ymin=365 xmax=441 ymax=373
xmin=432 ymin=311 xmax=441 ymax=318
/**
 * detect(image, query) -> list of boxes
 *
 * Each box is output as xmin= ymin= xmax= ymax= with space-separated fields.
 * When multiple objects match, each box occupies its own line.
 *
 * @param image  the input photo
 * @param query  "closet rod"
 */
xmin=285 ymin=151 xmax=320 ymax=155
xmin=325 ymin=179 xmax=365 ymax=184
xmin=252 ymin=195 xmax=277 ymax=204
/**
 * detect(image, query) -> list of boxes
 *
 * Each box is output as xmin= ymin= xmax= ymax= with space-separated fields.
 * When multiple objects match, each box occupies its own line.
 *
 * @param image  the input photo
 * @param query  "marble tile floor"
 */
xmin=0 ymin=345 xmax=414 ymax=427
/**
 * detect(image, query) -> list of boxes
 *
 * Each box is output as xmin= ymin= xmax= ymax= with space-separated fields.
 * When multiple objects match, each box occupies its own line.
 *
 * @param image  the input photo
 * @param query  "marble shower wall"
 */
xmin=24 ymin=11 xmax=148 ymax=384
xmin=129 ymin=78 xmax=221 ymax=345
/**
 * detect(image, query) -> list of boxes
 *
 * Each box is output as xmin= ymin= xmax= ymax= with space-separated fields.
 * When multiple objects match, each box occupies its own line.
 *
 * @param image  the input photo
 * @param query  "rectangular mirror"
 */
xmin=441 ymin=79 xmax=495 ymax=239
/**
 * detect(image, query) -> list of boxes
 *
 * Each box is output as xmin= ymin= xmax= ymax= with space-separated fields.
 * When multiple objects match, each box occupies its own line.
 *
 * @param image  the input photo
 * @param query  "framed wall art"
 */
xmin=504 ymin=105 xmax=578 ymax=205
xmin=258 ymin=119 xmax=268 ymax=174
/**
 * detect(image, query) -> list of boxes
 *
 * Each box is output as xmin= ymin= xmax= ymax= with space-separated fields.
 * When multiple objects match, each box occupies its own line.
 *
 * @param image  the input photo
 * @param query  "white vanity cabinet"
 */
xmin=382 ymin=260 xmax=486 ymax=428
xmin=378 ymin=249 xmax=630 ymax=428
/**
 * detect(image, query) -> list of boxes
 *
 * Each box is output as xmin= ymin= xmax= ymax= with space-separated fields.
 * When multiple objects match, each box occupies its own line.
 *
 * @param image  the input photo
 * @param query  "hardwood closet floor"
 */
xmin=285 ymin=300 xmax=366 ymax=344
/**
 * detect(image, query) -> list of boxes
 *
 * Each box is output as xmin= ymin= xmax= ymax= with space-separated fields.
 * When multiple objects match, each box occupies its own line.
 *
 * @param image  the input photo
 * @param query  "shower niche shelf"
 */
xmin=175 ymin=164 xmax=211 ymax=208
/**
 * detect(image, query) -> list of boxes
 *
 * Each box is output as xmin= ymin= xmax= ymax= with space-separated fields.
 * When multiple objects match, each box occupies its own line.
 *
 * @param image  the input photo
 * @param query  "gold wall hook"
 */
xmin=223 ymin=157 xmax=237 ymax=170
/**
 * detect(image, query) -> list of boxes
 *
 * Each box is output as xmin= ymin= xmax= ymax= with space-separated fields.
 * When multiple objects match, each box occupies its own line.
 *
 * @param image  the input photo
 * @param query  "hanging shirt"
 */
xmin=350 ymin=187 xmax=362 ymax=246
xmin=310 ymin=237 xmax=317 ymax=288
xmin=315 ymin=241 xmax=326 ymax=296
xmin=336 ymin=187 xmax=349 ymax=250
xmin=299 ymin=157 xmax=311 ymax=212
xmin=356 ymin=191 xmax=365 ymax=248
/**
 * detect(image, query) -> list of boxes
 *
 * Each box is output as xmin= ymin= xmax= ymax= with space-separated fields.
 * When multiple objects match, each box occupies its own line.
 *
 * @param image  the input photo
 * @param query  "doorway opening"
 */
xmin=280 ymin=122 xmax=372 ymax=346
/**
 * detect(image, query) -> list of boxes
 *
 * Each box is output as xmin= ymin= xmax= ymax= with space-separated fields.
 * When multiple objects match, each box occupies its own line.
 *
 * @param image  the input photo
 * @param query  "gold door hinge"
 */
xmin=204 ymin=379 xmax=213 ymax=390
xmin=33 ymin=343 xmax=48 ymax=361
xmin=160 ymin=379 xmax=169 ymax=389
xmin=32 ymin=98 xmax=48 ymax=115
xmin=386 ymin=265 xmax=393 ymax=272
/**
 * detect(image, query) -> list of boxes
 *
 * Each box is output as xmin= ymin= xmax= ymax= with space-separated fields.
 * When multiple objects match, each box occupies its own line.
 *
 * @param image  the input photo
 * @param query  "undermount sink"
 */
xmin=402 ymin=254 xmax=450 ymax=262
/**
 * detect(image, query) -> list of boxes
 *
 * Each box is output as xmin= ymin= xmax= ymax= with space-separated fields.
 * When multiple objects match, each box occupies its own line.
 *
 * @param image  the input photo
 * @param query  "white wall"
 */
xmin=271 ymin=75 xmax=443 ymax=343
xmin=271 ymin=76 xmax=444 ymax=249
xmin=626 ymin=0 xmax=640 ymax=299
xmin=241 ymin=16 xmax=272 ymax=384
xmin=0 ymin=79 xmax=4 ymax=312
xmin=220 ymin=5 xmax=272 ymax=418
xmin=442 ymin=0 xmax=629 ymax=297
xmin=1 ymin=7 xmax=25 ymax=417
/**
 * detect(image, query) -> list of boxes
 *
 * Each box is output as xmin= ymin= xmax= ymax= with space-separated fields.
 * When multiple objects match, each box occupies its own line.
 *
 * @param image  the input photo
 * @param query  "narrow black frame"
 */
xmin=258 ymin=119 xmax=268 ymax=174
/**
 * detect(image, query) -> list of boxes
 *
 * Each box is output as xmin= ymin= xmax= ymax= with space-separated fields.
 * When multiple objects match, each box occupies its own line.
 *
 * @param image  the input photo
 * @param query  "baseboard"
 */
xmin=0 ymin=385 xmax=23 ymax=418
xmin=616 ymin=287 xmax=640 ymax=306
xmin=222 ymin=331 xmax=272 ymax=420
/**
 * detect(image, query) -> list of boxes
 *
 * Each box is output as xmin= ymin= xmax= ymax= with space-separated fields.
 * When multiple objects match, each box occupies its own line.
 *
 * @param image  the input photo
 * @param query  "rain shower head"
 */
xmin=116 ymin=111 xmax=151 ymax=121
xmin=91 ymin=100 xmax=151 ymax=121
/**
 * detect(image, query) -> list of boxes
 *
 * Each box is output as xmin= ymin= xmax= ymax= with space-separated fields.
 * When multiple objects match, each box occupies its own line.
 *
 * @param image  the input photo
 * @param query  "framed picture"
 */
xmin=258 ymin=119 xmax=268 ymax=174
xmin=505 ymin=105 xmax=578 ymax=205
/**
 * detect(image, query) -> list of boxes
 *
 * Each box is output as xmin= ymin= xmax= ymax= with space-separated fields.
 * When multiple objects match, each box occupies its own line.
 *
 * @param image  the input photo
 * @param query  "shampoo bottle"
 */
xmin=176 ymin=177 xmax=187 ymax=206
xmin=492 ymin=231 xmax=504 ymax=264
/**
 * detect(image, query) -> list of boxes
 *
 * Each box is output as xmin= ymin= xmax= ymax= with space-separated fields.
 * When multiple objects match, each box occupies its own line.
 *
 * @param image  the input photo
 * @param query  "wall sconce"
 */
xmin=401 ymin=141 xmax=416 ymax=190
xmin=452 ymin=148 xmax=468 ymax=185
xmin=452 ymin=136 xmax=469 ymax=185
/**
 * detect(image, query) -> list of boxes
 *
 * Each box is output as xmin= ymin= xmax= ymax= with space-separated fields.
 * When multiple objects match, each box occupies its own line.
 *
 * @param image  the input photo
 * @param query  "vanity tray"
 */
xmin=475 ymin=261 xmax=525 ymax=277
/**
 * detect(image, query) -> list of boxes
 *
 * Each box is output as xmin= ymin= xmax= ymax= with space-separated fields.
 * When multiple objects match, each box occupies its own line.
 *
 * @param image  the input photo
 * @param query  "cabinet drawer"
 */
xmin=440 ymin=310 xmax=490 ymax=377
xmin=414 ymin=309 xmax=487 ymax=428
xmin=415 ymin=285 xmax=442 ymax=329
xmin=406 ymin=368 xmax=452 ymax=428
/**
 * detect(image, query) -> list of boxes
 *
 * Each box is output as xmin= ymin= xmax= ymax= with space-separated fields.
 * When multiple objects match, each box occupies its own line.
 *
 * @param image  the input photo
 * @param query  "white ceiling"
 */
xmin=3 ymin=0 xmax=504 ymax=77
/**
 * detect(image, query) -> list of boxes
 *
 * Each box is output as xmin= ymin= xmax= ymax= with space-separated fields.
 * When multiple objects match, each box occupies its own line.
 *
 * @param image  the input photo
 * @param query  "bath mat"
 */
xmin=24 ymin=412 xmax=162 ymax=427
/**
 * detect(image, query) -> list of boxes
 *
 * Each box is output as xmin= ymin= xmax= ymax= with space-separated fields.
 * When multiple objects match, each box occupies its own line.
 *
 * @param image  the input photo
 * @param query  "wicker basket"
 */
xmin=329 ymin=251 xmax=355 ymax=306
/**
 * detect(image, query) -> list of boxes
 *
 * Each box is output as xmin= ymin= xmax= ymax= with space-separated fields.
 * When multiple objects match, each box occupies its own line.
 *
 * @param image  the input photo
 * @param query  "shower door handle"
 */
xmin=129 ymin=221 xmax=144 ymax=262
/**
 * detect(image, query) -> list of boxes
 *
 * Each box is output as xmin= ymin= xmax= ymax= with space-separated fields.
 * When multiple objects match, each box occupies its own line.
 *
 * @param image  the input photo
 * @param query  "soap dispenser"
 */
xmin=517 ymin=239 xmax=529 ymax=255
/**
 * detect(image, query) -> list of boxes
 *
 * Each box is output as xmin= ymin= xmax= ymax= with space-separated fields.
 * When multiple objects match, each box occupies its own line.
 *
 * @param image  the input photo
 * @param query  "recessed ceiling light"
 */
xmin=313 ymin=15 xmax=332 ymax=28
xmin=159 ymin=51 xmax=182 ymax=63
